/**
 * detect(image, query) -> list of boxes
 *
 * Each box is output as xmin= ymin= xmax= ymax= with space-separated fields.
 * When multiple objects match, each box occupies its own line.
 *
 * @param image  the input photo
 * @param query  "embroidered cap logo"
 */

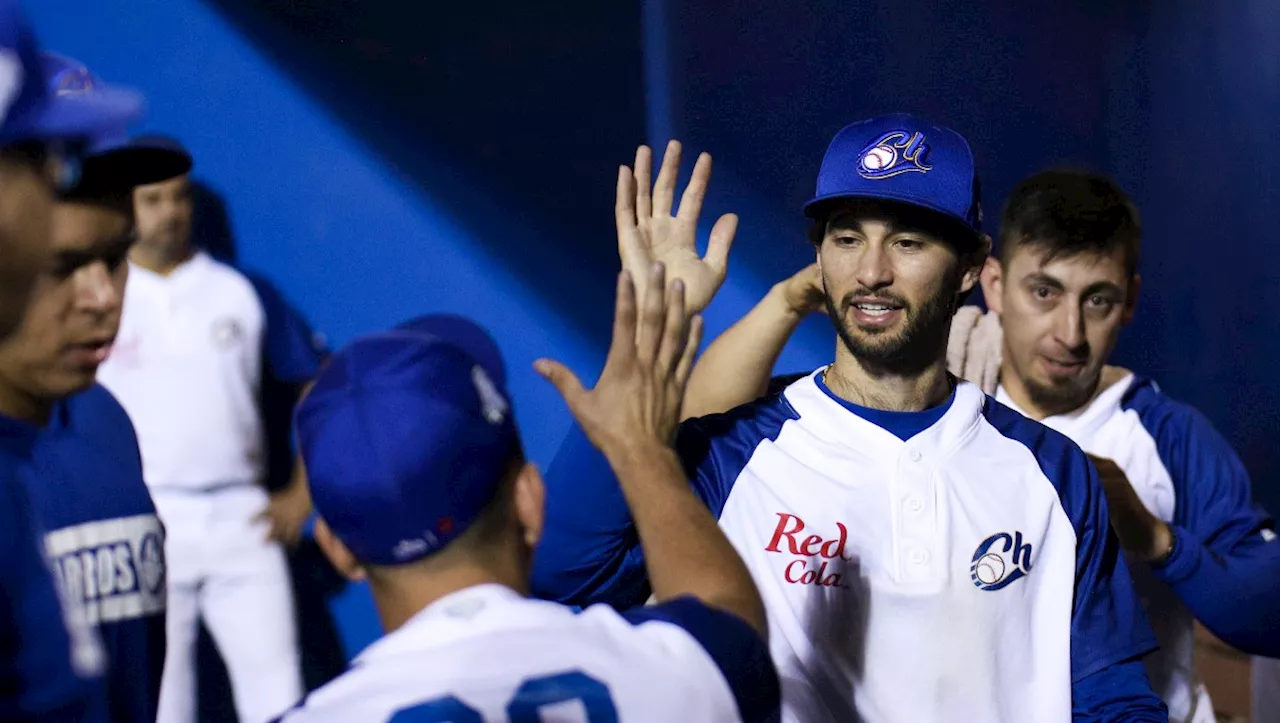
xmin=856 ymin=130 xmax=933 ymax=180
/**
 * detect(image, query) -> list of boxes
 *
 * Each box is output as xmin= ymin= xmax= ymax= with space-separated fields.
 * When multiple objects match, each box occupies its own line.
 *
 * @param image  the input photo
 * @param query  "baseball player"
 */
xmin=0 ymin=53 xmax=195 ymax=722
xmin=275 ymin=279 xmax=779 ymax=722
xmin=0 ymin=3 xmax=148 ymax=720
xmin=530 ymin=115 xmax=1170 ymax=721
xmin=680 ymin=168 xmax=1280 ymax=722
xmin=94 ymin=142 xmax=323 ymax=723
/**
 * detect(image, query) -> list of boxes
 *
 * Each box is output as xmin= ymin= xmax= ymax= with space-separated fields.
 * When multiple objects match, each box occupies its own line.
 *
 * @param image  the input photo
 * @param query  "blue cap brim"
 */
xmin=4 ymin=86 xmax=144 ymax=143
xmin=802 ymin=190 xmax=982 ymax=247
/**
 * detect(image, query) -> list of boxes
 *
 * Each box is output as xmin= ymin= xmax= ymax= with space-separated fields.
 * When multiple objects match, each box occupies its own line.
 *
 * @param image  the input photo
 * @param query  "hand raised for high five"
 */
xmin=616 ymin=141 xmax=738 ymax=315
xmin=536 ymin=262 xmax=703 ymax=456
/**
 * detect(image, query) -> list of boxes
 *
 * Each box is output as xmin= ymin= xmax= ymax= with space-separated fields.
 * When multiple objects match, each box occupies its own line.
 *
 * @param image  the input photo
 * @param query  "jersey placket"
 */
xmin=891 ymin=443 xmax=939 ymax=585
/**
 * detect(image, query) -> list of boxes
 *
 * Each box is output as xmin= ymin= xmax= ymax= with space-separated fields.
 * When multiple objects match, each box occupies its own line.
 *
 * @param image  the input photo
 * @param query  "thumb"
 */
xmin=534 ymin=359 xmax=587 ymax=407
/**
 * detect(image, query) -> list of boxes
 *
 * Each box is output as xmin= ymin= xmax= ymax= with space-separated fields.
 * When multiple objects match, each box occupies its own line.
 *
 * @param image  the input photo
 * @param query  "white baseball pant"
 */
xmin=153 ymin=485 xmax=304 ymax=723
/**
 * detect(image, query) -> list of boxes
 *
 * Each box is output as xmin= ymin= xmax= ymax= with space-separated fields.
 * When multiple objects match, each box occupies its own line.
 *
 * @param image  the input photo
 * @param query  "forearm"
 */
xmin=1151 ymin=526 xmax=1280 ymax=655
xmin=607 ymin=442 xmax=767 ymax=636
xmin=683 ymin=284 xmax=805 ymax=420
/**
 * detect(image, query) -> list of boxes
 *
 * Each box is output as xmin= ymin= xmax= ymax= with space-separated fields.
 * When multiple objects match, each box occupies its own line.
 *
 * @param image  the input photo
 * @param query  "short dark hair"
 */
xmin=999 ymin=169 xmax=1141 ymax=276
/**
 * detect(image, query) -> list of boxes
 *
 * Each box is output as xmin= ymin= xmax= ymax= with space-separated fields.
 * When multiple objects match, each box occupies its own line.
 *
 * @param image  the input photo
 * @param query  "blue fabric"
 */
xmin=296 ymin=326 xmax=517 ymax=567
xmin=803 ymin=113 xmax=982 ymax=234
xmin=981 ymin=399 xmax=1163 ymax=710
xmin=0 ymin=413 xmax=106 ymax=722
xmin=20 ymin=385 xmax=165 ymax=723
xmin=1070 ymin=658 xmax=1169 ymax=722
xmin=530 ymin=394 xmax=797 ymax=609
xmin=814 ymin=373 xmax=954 ymax=441
xmin=246 ymin=272 xmax=329 ymax=385
xmin=621 ymin=597 xmax=780 ymax=723
xmin=1122 ymin=377 xmax=1280 ymax=655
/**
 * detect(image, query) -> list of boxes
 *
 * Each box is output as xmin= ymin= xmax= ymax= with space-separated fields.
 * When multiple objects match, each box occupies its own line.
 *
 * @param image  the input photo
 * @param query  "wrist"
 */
xmin=601 ymin=438 xmax=680 ymax=474
xmin=1144 ymin=521 xmax=1175 ymax=565
xmin=766 ymin=283 xmax=807 ymax=321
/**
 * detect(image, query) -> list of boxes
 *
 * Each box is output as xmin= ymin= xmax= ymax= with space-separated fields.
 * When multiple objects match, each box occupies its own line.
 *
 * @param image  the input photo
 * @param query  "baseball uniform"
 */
xmin=19 ymin=384 xmax=166 ymax=722
xmin=996 ymin=370 xmax=1279 ymax=722
xmin=96 ymin=252 xmax=324 ymax=723
xmin=280 ymin=316 xmax=781 ymax=723
xmin=533 ymin=372 xmax=1166 ymax=721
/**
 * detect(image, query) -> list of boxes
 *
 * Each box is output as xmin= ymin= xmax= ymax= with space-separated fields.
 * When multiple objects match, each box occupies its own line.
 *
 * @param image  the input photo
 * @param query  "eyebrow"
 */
xmin=52 ymin=233 xmax=135 ymax=265
xmin=1023 ymin=272 xmax=1124 ymax=296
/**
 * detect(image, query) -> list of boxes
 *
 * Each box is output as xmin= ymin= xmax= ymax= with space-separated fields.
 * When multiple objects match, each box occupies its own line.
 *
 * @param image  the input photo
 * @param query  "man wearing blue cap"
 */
xmin=0 ymin=51 xmax=196 ymax=723
xmin=530 ymin=119 xmax=1167 ymax=721
xmin=0 ymin=3 xmax=149 ymax=721
xmin=275 ymin=268 xmax=780 ymax=722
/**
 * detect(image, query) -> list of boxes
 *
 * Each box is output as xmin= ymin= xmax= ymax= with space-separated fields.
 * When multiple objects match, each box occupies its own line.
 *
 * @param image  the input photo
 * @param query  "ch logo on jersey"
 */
xmin=45 ymin=514 xmax=167 ymax=625
xmin=212 ymin=317 xmax=243 ymax=347
xmin=970 ymin=531 xmax=1034 ymax=591
xmin=856 ymin=130 xmax=933 ymax=180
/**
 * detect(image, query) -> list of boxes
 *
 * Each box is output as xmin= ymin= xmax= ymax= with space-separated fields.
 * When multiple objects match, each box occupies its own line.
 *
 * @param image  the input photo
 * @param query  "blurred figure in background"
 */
xmin=0 ymin=53 xmax=192 ymax=723
xmin=0 ymin=2 xmax=147 ymax=719
xmin=96 ymin=141 xmax=323 ymax=723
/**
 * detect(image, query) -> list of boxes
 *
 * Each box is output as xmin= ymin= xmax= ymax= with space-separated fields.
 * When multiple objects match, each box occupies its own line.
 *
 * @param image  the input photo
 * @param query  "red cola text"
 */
xmin=765 ymin=512 xmax=851 ymax=588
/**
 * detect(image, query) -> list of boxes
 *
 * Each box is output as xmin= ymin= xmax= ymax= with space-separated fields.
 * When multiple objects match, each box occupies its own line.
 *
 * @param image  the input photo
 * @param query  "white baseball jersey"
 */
xmin=271 ymin=583 xmax=778 ymax=722
xmin=996 ymin=368 xmax=1268 ymax=723
xmin=97 ymin=252 xmax=267 ymax=490
xmin=534 ymin=371 xmax=1164 ymax=722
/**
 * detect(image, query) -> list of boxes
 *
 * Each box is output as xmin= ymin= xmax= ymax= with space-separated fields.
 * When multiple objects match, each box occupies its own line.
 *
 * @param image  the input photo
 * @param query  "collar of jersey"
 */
xmin=996 ymin=366 xmax=1136 ymax=439
xmin=353 ymin=583 xmax=526 ymax=667
xmin=782 ymin=368 xmax=985 ymax=463
xmin=127 ymin=249 xmax=211 ymax=287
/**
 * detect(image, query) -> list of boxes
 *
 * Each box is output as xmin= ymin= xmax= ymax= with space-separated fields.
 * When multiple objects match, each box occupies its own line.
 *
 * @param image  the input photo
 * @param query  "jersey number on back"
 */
xmin=388 ymin=670 xmax=618 ymax=722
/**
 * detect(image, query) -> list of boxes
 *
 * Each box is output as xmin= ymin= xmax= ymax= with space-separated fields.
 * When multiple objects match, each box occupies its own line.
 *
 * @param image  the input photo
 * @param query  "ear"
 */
xmin=979 ymin=255 xmax=1005 ymax=315
xmin=513 ymin=462 xmax=545 ymax=549
xmin=959 ymin=234 xmax=993 ymax=297
xmin=314 ymin=517 xmax=367 ymax=582
xmin=1121 ymin=273 xmax=1141 ymax=325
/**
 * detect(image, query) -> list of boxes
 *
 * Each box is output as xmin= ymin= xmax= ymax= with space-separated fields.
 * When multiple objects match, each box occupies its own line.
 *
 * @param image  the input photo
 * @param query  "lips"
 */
xmin=66 ymin=339 xmax=115 ymax=367
xmin=1040 ymin=356 xmax=1086 ymax=375
xmin=848 ymin=296 xmax=905 ymax=328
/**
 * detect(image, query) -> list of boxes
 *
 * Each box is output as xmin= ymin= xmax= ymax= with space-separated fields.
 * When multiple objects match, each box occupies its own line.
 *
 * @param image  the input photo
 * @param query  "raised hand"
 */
xmin=536 ymin=262 xmax=703 ymax=455
xmin=616 ymin=141 xmax=738 ymax=314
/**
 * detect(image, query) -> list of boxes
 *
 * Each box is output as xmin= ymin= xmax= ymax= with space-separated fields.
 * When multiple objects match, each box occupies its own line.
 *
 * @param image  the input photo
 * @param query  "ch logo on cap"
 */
xmin=857 ymin=130 xmax=933 ymax=180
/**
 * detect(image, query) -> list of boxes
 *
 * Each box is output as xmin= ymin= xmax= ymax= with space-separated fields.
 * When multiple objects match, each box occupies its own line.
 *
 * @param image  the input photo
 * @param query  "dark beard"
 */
xmin=1023 ymin=371 xmax=1097 ymax=416
xmin=824 ymin=271 xmax=962 ymax=376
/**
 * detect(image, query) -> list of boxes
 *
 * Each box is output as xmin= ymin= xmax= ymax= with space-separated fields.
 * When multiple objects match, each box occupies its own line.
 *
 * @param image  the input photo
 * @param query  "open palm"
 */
xmin=616 ymin=141 xmax=738 ymax=314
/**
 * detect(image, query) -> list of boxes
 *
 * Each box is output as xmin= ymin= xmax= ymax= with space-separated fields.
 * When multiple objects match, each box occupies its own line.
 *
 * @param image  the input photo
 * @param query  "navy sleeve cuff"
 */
xmin=1149 ymin=525 xmax=1203 ymax=585
xmin=622 ymin=598 xmax=780 ymax=723
xmin=1072 ymin=657 xmax=1168 ymax=721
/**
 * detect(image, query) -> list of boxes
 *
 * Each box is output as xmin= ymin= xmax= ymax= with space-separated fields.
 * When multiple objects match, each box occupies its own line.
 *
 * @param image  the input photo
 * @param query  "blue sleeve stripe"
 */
xmin=1071 ymin=657 xmax=1169 ymax=720
xmin=621 ymin=598 xmax=780 ymax=723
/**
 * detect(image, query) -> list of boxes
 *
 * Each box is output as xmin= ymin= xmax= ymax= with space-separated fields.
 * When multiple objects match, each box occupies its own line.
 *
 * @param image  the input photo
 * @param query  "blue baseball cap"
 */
xmin=0 ymin=5 xmax=143 ymax=146
xmin=295 ymin=317 xmax=518 ymax=567
xmin=395 ymin=313 xmax=506 ymax=386
xmin=803 ymin=113 xmax=982 ymax=238
xmin=40 ymin=56 xmax=190 ymax=193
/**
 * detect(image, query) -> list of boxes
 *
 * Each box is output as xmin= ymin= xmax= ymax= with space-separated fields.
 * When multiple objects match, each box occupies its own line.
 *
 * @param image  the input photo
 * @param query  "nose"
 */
xmin=75 ymin=262 xmax=119 ymax=314
xmin=1050 ymin=302 xmax=1087 ymax=353
xmin=853 ymin=241 xmax=893 ymax=290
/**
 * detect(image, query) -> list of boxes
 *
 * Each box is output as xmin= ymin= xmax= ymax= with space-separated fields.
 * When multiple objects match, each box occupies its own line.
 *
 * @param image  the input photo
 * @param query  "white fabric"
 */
xmin=719 ymin=375 xmax=1080 ymax=722
xmin=97 ymin=252 xmax=267 ymax=491
xmin=276 ymin=584 xmax=744 ymax=723
xmin=997 ymin=373 xmax=1215 ymax=723
xmin=154 ymin=486 xmax=302 ymax=723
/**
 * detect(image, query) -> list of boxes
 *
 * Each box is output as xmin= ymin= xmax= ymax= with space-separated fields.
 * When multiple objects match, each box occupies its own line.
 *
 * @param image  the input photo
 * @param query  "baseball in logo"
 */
xmin=856 ymin=130 xmax=933 ymax=180
xmin=970 ymin=531 xmax=1034 ymax=591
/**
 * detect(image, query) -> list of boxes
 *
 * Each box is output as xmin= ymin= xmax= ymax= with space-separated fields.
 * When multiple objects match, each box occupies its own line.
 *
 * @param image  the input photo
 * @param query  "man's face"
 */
xmin=0 ymin=199 xmax=132 ymax=400
xmin=984 ymin=243 xmax=1138 ymax=414
xmin=817 ymin=204 xmax=981 ymax=372
xmin=133 ymin=174 xmax=192 ymax=254
xmin=0 ymin=150 xmax=56 ymax=339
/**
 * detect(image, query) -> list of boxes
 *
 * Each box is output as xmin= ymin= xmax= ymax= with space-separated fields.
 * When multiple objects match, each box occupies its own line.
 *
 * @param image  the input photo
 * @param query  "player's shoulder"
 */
xmin=1118 ymin=373 xmax=1222 ymax=445
xmin=55 ymin=384 xmax=142 ymax=465
xmin=681 ymin=376 xmax=803 ymax=446
xmin=978 ymin=395 xmax=1095 ymax=499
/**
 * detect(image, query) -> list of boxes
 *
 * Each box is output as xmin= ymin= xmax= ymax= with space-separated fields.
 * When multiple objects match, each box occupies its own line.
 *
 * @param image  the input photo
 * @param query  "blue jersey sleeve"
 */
xmin=246 ymin=271 xmax=328 ymax=385
xmin=1125 ymin=380 xmax=1280 ymax=655
xmin=531 ymin=396 xmax=797 ymax=609
xmin=983 ymin=402 xmax=1161 ymax=692
xmin=0 ymin=474 xmax=107 ymax=722
xmin=622 ymin=598 xmax=780 ymax=723
xmin=1071 ymin=658 xmax=1169 ymax=721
